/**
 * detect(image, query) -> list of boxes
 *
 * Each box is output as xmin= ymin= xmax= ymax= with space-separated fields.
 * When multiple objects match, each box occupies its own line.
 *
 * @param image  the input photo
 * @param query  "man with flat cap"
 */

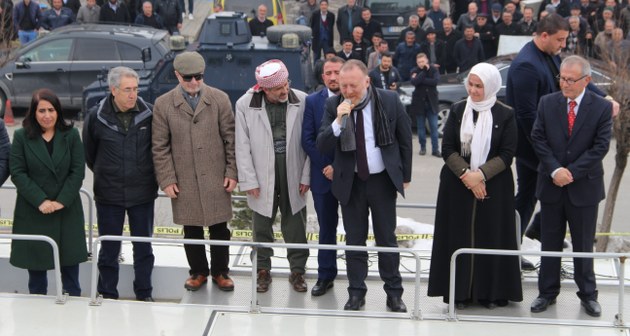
xmin=152 ymin=51 xmax=238 ymax=292
xmin=235 ymin=59 xmax=311 ymax=294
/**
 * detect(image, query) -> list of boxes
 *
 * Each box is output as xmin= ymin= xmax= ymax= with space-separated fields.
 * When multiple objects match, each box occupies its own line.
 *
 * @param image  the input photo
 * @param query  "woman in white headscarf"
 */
xmin=428 ymin=63 xmax=523 ymax=309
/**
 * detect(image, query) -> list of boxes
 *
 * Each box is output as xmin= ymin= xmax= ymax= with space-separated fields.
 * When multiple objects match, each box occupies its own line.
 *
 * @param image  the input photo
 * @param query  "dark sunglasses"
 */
xmin=182 ymin=73 xmax=204 ymax=82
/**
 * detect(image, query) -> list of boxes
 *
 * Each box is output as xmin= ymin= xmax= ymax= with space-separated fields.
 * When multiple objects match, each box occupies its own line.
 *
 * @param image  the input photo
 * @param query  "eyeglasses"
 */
xmin=556 ymin=74 xmax=587 ymax=85
xmin=182 ymin=73 xmax=204 ymax=82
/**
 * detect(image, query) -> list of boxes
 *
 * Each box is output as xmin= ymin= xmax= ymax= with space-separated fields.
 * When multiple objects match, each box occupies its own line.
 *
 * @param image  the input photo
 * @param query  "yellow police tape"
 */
xmin=1 ymin=218 xmax=629 ymax=241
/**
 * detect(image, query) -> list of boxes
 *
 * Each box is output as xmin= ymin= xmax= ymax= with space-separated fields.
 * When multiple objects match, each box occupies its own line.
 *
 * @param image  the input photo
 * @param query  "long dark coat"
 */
xmin=427 ymin=100 xmax=523 ymax=303
xmin=10 ymin=127 xmax=88 ymax=270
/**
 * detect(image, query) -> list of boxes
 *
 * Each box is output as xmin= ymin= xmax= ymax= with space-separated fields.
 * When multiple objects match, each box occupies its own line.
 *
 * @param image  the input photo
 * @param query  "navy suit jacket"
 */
xmin=507 ymin=41 xmax=605 ymax=169
xmin=531 ymin=90 xmax=612 ymax=207
xmin=302 ymin=88 xmax=335 ymax=194
xmin=316 ymin=88 xmax=413 ymax=205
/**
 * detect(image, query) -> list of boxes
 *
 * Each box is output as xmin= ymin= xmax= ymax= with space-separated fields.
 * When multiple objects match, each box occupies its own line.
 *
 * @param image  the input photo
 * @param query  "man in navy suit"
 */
xmin=302 ymin=56 xmax=344 ymax=296
xmin=316 ymin=60 xmax=413 ymax=312
xmin=530 ymin=55 xmax=612 ymax=317
xmin=506 ymin=14 xmax=618 ymax=271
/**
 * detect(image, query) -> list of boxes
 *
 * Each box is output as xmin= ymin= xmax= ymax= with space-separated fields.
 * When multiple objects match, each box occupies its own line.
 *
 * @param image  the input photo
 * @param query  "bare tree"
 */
xmin=595 ymin=36 xmax=630 ymax=252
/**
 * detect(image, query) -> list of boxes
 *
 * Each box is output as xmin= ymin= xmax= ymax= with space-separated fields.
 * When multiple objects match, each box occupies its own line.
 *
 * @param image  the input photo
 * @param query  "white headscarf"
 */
xmin=460 ymin=62 xmax=502 ymax=171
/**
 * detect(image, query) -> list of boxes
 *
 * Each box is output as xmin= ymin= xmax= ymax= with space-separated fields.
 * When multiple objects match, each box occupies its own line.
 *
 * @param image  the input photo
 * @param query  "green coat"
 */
xmin=9 ymin=127 xmax=88 ymax=270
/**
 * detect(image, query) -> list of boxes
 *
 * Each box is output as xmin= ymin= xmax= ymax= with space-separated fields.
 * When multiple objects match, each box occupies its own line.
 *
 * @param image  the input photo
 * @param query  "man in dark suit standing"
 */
xmin=506 ymin=14 xmax=618 ymax=270
xmin=530 ymin=55 xmax=612 ymax=317
xmin=316 ymin=60 xmax=412 ymax=312
xmin=302 ymin=56 xmax=344 ymax=297
xmin=310 ymin=0 xmax=335 ymax=63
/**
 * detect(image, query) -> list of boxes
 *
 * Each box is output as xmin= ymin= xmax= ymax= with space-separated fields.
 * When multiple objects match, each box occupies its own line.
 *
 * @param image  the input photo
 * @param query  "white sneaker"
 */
xmin=188 ymin=13 xmax=194 ymax=20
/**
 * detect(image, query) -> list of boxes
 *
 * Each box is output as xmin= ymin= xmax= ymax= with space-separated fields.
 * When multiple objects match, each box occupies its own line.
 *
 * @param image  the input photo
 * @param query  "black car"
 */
xmin=0 ymin=24 xmax=172 ymax=117
xmin=399 ymin=54 xmax=612 ymax=136
xmin=83 ymin=12 xmax=313 ymax=112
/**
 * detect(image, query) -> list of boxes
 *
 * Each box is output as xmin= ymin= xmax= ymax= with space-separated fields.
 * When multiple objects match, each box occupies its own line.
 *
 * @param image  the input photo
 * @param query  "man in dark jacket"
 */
xmin=336 ymin=0 xmax=361 ymax=45
xmin=355 ymin=7 xmax=382 ymax=42
xmin=155 ymin=0 xmax=182 ymax=35
xmin=368 ymin=52 xmax=400 ymax=90
xmin=419 ymin=28 xmax=445 ymax=72
xmin=310 ymin=0 xmax=334 ymax=62
xmin=99 ymin=0 xmax=131 ymax=23
xmin=134 ymin=1 xmax=164 ymax=29
xmin=474 ymin=14 xmax=497 ymax=60
xmin=83 ymin=66 xmax=158 ymax=302
xmin=248 ymin=4 xmax=273 ymax=37
xmin=393 ymin=31 xmax=421 ymax=81
xmin=453 ymin=26 xmax=485 ymax=72
xmin=12 ymin=0 xmax=41 ymax=45
xmin=437 ymin=17 xmax=462 ymax=74
xmin=41 ymin=0 xmax=75 ymax=30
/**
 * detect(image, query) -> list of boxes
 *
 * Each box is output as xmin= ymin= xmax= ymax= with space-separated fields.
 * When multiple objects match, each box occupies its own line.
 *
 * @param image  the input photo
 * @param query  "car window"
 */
xmin=223 ymin=0 xmax=274 ymax=17
xmin=21 ymin=39 xmax=73 ymax=62
xmin=499 ymin=66 xmax=509 ymax=86
xmin=365 ymin=0 xmax=418 ymax=11
xmin=73 ymin=38 xmax=119 ymax=61
xmin=117 ymin=42 xmax=142 ymax=61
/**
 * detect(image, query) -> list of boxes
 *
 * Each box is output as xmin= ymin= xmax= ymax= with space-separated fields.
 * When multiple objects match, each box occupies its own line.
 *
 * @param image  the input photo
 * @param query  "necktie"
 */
xmin=347 ymin=9 xmax=353 ymax=34
xmin=568 ymin=100 xmax=577 ymax=136
xmin=355 ymin=110 xmax=369 ymax=181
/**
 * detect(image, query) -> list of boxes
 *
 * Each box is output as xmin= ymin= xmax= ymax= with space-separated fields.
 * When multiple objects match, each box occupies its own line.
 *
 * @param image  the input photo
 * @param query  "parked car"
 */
xmin=398 ymin=54 xmax=613 ymax=137
xmin=0 ymin=24 xmax=172 ymax=118
xmin=83 ymin=12 xmax=313 ymax=112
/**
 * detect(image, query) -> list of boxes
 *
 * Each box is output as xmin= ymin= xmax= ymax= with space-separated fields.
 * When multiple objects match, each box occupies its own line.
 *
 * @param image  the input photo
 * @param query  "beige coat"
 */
xmin=235 ymin=88 xmax=310 ymax=217
xmin=152 ymin=85 xmax=237 ymax=226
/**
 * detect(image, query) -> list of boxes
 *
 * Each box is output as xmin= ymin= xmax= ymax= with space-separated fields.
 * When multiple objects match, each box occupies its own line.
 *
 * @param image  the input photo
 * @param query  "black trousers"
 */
xmin=183 ymin=223 xmax=231 ymax=277
xmin=341 ymin=171 xmax=403 ymax=298
xmin=538 ymin=192 xmax=598 ymax=301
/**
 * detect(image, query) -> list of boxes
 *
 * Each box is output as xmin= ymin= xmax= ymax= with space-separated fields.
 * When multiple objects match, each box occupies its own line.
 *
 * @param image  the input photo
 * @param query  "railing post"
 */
xmin=411 ymin=251 xmax=422 ymax=320
xmin=89 ymin=237 xmax=102 ymax=306
xmin=615 ymin=256 xmax=625 ymax=327
xmin=250 ymin=246 xmax=260 ymax=313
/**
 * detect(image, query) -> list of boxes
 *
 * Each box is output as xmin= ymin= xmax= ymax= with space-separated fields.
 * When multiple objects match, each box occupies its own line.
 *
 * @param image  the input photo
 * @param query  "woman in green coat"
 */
xmin=10 ymin=89 xmax=88 ymax=296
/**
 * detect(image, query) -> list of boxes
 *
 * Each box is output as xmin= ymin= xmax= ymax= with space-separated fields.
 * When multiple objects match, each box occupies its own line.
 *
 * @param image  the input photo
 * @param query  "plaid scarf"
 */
xmin=340 ymin=86 xmax=394 ymax=152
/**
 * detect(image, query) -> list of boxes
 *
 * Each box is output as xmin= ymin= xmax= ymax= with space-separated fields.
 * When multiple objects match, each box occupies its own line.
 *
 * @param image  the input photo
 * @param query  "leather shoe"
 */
xmin=212 ymin=273 xmax=235 ymax=291
xmin=311 ymin=279 xmax=333 ymax=296
xmin=581 ymin=299 xmax=601 ymax=317
xmin=344 ymin=295 xmax=365 ymax=310
xmin=184 ymin=274 xmax=208 ymax=291
xmin=289 ymin=272 xmax=307 ymax=292
xmin=521 ymin=257 xmax=536 ymax=271
xmin=530 ymin=297 xmax=556 ymax=313
xmin=432 ymin=151 xmax=441 ymax=158
xmin=256 ymin=269 xmax=272 ymax=293
xmin=386 ymin=296 xmax=407 ymax=312
xmin=419 ymin=149 xmax=426 ymax=156
xmin=139 ymin=296 xmax=155 ymax=302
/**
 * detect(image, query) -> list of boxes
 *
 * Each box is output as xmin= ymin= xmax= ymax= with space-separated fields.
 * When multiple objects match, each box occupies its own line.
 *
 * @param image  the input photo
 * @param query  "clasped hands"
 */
xmin=460 ymin=170 xmax=487 ymax=200
xmin=553 ymin=168 xmax=573 ymax=187
xmin=38 ymin=200 xmax=65 ymax=214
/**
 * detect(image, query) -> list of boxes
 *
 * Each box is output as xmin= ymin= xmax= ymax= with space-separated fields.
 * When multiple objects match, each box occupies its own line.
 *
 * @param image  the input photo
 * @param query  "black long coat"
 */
xmin=427 ymin=100 xmax=523 ymax=303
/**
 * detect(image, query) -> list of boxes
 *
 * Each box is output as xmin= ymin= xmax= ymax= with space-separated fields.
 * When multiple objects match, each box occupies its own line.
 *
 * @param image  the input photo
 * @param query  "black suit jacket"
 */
xmin=310 ymin=10 xmax=335 ymax=45
xmin=531 ymin=90 xmax=612 ymax=207
xmin=316 ymin=88 xmax=413 ymax=205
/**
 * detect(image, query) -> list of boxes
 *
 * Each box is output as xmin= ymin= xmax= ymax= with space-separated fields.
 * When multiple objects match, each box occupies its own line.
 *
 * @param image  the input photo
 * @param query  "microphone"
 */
xmin=340 ymin=99 xmax=352 ymax=131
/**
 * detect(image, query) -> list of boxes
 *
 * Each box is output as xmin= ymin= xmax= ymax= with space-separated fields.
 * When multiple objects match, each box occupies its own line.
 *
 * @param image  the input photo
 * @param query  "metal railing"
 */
xmin=1 ymin=185 xmax=96 ymax=254
xmin=0 ymin=233 xmax=66 ymax=304
xmin=89 ymin=235 xmax=424 ymax=320
xmin=449 ymin=248 xmax=629 ymax=327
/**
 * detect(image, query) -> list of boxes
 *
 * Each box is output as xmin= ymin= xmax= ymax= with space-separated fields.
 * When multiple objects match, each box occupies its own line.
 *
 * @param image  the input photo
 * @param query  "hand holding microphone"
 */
xmin=337 ymin=98 xmax=353 ymax=130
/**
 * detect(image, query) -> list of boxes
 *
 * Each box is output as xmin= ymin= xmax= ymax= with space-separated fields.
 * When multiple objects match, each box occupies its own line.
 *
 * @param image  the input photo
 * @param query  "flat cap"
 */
xmin=491 ymin=3 xmax=502 ymax=11
xmin=174 ymin=51 xmax=205 ymax=75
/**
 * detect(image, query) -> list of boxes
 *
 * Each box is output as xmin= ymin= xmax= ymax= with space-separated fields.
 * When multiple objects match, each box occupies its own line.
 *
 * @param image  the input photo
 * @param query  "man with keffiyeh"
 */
xmin=316 ymin=60 xmax=413 ymax=313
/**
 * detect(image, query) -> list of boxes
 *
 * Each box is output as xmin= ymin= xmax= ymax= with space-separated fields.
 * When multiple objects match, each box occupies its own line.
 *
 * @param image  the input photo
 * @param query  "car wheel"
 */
xmin=266 ymin=24 xmax=312 ymax=45
xmin=437 ymin=103 xmax=451 ymax=137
